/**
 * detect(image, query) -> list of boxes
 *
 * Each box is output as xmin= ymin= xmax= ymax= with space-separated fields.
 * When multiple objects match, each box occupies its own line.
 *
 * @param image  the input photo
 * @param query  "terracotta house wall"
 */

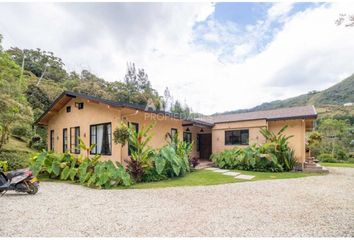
xmin=120 ymin=109 xmax=184 ymax=162
xmin=47 ymin=97 xmax=122 ymax=162
xmin=46 ymin=95 xmax=309 ymax=165
xmin=47 ymin=98 xmax=184 ymax=163
xmin=212 ymin=119 xmax=267 ymax=153
xmin=268 ymin=119 xmax=306 ymax=163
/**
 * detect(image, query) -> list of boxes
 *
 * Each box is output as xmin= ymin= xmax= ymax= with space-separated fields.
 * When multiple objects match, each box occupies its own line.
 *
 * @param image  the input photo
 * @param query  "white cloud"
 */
xmin=0 ymin=2 xmax=354 ymax=114
xmin=267 ymin=2 xmax=294 ymax=21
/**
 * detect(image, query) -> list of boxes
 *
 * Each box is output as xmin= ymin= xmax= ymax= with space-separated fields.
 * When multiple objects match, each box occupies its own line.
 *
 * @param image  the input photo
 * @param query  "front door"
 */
xmin=198 ymin=133 xmax=212 ymax=160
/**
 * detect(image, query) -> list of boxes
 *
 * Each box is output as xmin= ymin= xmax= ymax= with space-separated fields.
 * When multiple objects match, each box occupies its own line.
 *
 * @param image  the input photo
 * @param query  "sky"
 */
xmin=0 ymin=2 xmax=354 ymax=114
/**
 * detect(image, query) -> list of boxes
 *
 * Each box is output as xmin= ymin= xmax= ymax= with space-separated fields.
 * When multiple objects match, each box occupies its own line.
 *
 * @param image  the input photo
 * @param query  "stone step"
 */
xmin=303 ymin=166 xmax=329 ymax=173
xmin=304 ymin=163 xmax=317 ymax=167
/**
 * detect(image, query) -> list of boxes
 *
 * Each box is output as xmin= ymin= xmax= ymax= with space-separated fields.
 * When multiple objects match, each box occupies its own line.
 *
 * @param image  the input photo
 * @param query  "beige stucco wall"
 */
xmin=120 ymin=109 xmax=183 ymax=162
xmin=212 ymin=119 xmax=267 ymax=153
xmin=47 ymin=97 xmax=122 ymax=162
xmin=47 ymin=97 xmax=184 ymax=163
xmin=268 ymin=119 xmax=306 ymax=163
xmin=211 ymin=118 xmax=306 ymax=163
xmin=46 ymin=97 xmax=308 ymax=164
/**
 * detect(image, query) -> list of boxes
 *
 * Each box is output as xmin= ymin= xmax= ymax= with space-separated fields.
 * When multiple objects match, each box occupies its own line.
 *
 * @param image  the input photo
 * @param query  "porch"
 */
xmin=182 ymin=120 xmax=213 ymax=161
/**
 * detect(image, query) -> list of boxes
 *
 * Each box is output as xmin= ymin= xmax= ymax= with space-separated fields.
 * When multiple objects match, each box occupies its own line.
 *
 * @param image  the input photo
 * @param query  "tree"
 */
xmin=71 ymin=70 xmax=111 ymax=99
xmin=26 ymin=84 xmax=51 ymax=119
xmin=317 ymin=119 xmax=353 ymax=160
xmin=6 ymin=47 xmax=67 ymax=82
xmin=0 ymin=51 xmax=33 ymax=150
xmin=119 ymin=62 xmax=162 ymax=109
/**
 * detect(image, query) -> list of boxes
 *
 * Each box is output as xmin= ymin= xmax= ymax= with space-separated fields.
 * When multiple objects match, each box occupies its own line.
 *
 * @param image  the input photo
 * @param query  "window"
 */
xmin=63 ymin=128 xmax=68 ymax=152
xmin=50 ymin=130 xmax=54 ymax=151
xmin=66 ymin=106 xmax=71 ymax=113
xmin=171 ymin=128 xmax=177 ymax=137
xmin=225 ymin=129 xmax=249 ymax=145
xmin=76 ymin=102 xmax=84 ymax=110
xmin=128 ymin=122 xmax=139 ymax=156
xmin=90 ymin=123 xmax=112 ymax=155
xmin=70 ymin=127 xmax=80 ymax=154
xmin=183 ymin=132 xmax=192 ymax=144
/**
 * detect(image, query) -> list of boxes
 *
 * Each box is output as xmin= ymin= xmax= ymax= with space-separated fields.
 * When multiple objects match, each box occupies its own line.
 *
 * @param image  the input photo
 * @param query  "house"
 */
xmin=36 ymin=91 xmax=317 ymax=167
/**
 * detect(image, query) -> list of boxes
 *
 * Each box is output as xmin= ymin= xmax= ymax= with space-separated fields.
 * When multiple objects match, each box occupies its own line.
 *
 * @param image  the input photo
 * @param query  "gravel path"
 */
xmin=1 ymin=167 xmax=353 ymax=237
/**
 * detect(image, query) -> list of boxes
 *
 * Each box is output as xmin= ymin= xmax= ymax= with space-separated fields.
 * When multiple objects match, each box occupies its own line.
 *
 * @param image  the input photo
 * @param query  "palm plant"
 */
xmin=260 ymin=125 xmax=296 ymax=171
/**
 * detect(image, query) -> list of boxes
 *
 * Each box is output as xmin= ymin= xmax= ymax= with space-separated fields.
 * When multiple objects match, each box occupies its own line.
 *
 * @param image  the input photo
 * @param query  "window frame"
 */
xmin=171 ymin=128 xmax=178 ymax=137
xmin=66 ymin=106 xmax=71 ymax=113
xmin=183 ymin=132 xmax=192 ymax=144
xmin=70 ymin=126 xmax=80 ymax=154
xmin=50 ymin=130 xmax=54 ymax=151
xmin=225 ymin=129 xmax=249 ymax=146
xmin=128 ymin=122 xmax=139 ymax=156
xmin=63 ymin=128 xmax=68 ymax=153
xmin=89 ymin=122 xmax=112 ymax=156
xmin=77 ymin=102 xmax=84 ymax=110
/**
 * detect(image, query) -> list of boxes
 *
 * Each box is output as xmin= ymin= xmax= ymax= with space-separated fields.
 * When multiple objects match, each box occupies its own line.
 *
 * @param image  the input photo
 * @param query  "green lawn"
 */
xmin=122 ymin=169 xmax=322 ymax=189
xmin=39 ymin=169 xmax=323 ymax=190
xmin=320 ymin=162 xmax=354 ymax=168
xmin=3 ymin=136 xmax=36 ymax=153
xmin=230 ymin=169 xmax=322 ymax=181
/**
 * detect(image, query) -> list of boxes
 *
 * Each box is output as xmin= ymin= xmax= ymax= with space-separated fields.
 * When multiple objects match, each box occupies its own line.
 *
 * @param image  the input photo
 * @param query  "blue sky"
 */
xmin=193 ymin=2 xmax=320 ymax=63
xmin=0 ymin=2 xmax=353 ymax=114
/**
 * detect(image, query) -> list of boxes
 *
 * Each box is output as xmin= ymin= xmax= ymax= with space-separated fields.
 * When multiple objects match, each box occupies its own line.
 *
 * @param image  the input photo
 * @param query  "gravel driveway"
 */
xmin=1 ymin=167 xmax=353 ymax=237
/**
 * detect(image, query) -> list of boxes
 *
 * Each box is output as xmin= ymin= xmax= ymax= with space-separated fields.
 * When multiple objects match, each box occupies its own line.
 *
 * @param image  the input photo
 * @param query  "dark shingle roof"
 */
xmin=36 ymin=91 xmax=316 ymax=126
xmin=198 ymin=106 xmax=317 ymax=124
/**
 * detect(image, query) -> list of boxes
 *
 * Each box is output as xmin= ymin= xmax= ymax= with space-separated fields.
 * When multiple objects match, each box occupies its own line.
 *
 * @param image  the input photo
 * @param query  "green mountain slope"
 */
xmin=217 ymin=74 xmax=354 ymax=115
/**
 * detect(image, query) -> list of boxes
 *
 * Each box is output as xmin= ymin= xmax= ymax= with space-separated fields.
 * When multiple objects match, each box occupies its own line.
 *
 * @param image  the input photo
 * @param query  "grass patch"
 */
xmin=3 ymin=136 xmax=36 ymax=153
xmin=127 ymin=170 xmax=240 ymax=189
xmin=120 ymin=169 xmax=321 ymax=189
xmin=39 ymin=169 xmax=323 ymax=190
xmin=320 ymin=162 xmax=354 ymax=168
xmin=230 ymin=169 xmax=322 ymax=181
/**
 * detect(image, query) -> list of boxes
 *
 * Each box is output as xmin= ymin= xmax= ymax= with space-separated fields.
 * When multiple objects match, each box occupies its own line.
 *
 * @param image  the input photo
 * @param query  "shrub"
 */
xmin=211 ymin=126 xmax=297 ymax=172
xmin=210 ymin=146 xmax=284 ymax=172
xmin=0 ymin=160 xmax=8 ymax=171
xmin=260 ymin=126 xmax=296 ymax=171
xmin=12 ymin=125 xmax=32 ymax=140
xmin=29 ymin=134 xmax=47 ymax=151
xmin=308 ymin=142 xmax=321 ymax=158
xmin=154 ymin=145 xmax=190 ymax=177
xmin=333 ymin=145 xmax=349 ymax=161
xmin=318 ymin=153 xmax=336 ymax=162
xmin=0 ymin=150 xmax=30 ymax=170
xmin=86 ymin=160 xmax=131 ymax=188
xmin=30 ymin=149 xmax=132 ymax=188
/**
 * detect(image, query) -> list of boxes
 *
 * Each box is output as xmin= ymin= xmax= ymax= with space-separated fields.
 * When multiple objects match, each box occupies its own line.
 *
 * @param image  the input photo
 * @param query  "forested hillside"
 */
xmin=0 ymin=34 xmax=191 ymax=168
xmin=217 ymin=74 xmax=354 ymax=119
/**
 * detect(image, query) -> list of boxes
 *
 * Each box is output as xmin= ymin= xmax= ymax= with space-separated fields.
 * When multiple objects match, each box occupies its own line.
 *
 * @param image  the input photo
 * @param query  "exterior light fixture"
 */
xmin=186 ymin=128 xmax=190 ymax=132
xmin=200 ymin=128 xmax=204 ymax=133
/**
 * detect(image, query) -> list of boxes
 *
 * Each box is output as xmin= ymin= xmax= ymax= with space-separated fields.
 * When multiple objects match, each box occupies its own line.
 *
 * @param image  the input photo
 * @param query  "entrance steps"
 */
xmin=303 ymin=159 xmax=329 ymax=173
